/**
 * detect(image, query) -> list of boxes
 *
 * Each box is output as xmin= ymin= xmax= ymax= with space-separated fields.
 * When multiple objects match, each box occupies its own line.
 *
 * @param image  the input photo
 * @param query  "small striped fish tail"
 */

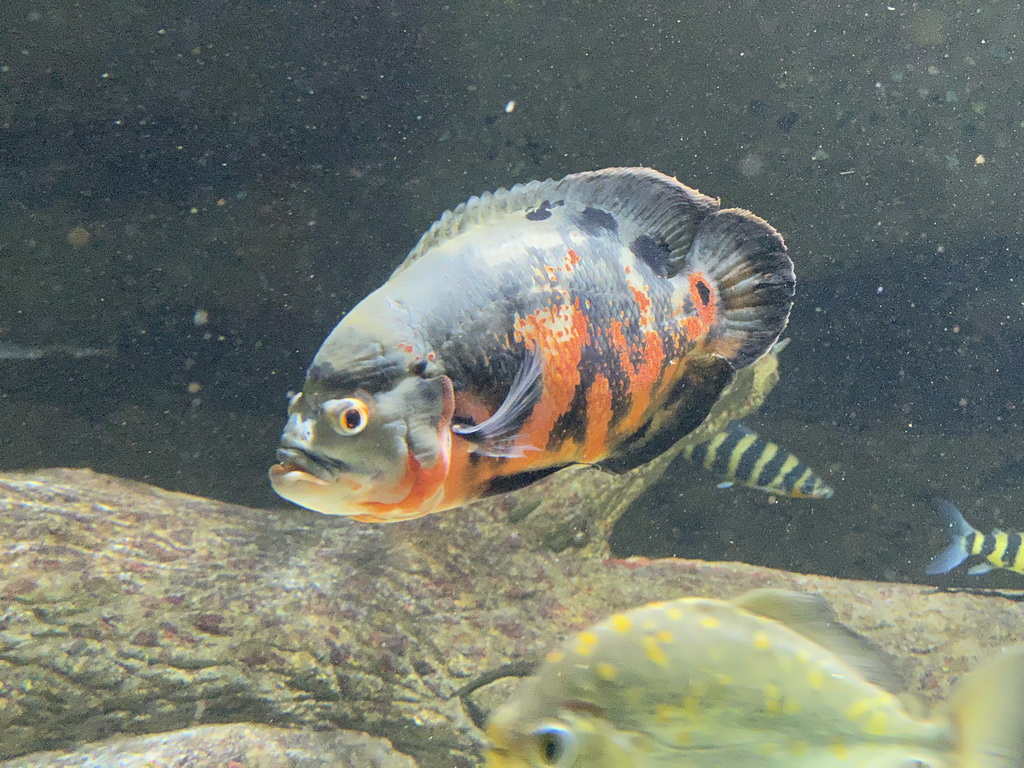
xmin=683 ymin=421 xmax=834 ymax=499
xmin=925 ymin=500 xmax=977 ymax=575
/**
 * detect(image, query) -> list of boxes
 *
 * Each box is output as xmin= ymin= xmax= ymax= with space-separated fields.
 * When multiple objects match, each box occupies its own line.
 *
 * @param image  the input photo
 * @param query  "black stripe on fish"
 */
xmin=686 ymin=437 xmax=712 ymax=468
xmin=1005 ymin=532 xmax=1023 ymax=569
xmin=733 ymin=432 xmax=765 ymax=484
xmin=712 ymin=418 xmax=750 ymax=466
xmin=968 ymin=530 xmax=983 ymax=557
xmin=794 ymin=468 xmax=818 ymax=495
xmin=981 ymin=532 xmax=997 ymax=559
xmin=755 ymin=444 xmax=791 ymax=488
xmin=780 ymin=461 xmax=809 ymax=494
xmin=549 ymin=371 xmax=594 ymax=451
xmin=306 ymin=361 xmax=401 ymax=395
xmin=484 ymin=465 xmax=565 ymax=497
xmin=600 ymin=355 xmax=734 ymax=474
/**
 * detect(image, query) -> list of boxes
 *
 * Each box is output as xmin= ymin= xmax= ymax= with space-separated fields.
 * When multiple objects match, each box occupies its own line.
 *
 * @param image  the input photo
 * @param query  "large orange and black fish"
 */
xmin=269 ymin=168 xmax=795 ymax=522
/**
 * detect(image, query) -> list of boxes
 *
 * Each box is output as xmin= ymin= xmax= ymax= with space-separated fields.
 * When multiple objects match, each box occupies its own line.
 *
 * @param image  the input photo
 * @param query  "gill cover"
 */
xmin=342 ymin=372 xmax=456 ymax=521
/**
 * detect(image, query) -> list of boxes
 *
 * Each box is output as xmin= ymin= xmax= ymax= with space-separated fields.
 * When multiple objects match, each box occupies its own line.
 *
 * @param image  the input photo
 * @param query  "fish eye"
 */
xmin=323 ymin=398 xmax=370 ymax=436
xmin=531 ymin=724 xmax=575 ymax=766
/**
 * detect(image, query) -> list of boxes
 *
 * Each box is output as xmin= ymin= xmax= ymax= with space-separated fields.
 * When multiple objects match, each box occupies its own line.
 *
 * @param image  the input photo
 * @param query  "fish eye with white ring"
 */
xmin=322 ymin=397 xmax=370 ymax=436
xmin=531 ymin=723 xmax=576 ymax=766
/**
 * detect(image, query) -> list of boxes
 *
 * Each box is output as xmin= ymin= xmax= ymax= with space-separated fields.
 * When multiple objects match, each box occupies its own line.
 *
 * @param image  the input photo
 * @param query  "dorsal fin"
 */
xmin=731 ymin=588 xmax=904 ymax=694
xmin=394 ymin=167 xmax=719 ymax=278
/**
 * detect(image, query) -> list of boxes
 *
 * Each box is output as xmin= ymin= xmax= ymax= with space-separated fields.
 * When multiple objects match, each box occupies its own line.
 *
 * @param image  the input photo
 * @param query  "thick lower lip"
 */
xmin=269 ymin=462 xmax=332 ymax=487
xmin=273 ymin=446 xmax=341 ymax=484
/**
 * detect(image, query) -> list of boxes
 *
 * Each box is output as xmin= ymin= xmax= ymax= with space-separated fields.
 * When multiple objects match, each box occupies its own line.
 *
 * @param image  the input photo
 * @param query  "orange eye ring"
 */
xmin=324 ymin=398 xmax=369 ymax=436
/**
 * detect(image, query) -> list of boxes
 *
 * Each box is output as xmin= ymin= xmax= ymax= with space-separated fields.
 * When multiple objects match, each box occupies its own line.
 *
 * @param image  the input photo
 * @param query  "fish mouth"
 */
xmin=271 ymin=445 xmax=349 ymax=485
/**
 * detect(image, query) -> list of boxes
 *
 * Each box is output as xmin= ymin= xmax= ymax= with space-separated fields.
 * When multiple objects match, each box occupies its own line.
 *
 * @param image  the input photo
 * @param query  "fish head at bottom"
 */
xmin=484 ymin=711 xmax=633 ymax=768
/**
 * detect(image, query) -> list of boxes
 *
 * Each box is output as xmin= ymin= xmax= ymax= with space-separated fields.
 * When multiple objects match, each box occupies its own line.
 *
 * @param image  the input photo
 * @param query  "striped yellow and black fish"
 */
xmin=485 ymin=589 xmax=1024 ymax=768
xmin=926 ymin=499 xmax=1024 ymax=576
xmin=270 ymin=168 xmax=795 ymax=522
xmin=683 ymin=420 xmax=833 ymax=499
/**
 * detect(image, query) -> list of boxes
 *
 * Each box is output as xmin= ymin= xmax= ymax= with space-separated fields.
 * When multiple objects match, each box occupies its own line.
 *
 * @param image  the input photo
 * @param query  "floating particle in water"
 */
xmin=193 ymin=308 xmax=210 ymax=327
xmin=738 ymin=153 xmax=764 ymax=178
xmin=66 ymin=225 xmax=91 ymax=248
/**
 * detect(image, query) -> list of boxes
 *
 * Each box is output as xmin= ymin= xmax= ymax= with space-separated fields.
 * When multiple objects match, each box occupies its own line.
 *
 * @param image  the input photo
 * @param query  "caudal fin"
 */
xmin=686 ymin=209 xmax=795 ymax=368
xmin=925 ymin=500 xmax=976 ymax=575
xmin=949 ymin=644 xmax=1024 ymax=768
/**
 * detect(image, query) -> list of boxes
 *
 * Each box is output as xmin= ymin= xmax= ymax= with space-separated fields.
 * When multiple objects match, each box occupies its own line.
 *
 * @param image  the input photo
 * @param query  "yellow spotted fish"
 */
xmin=485 ymin=589 xmax=1024 ymax=767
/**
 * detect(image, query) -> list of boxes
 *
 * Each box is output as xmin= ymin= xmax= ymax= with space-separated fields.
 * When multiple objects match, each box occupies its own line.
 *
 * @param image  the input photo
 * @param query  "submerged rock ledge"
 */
xmin=0 ymin=468 xmax=1020 ymax=767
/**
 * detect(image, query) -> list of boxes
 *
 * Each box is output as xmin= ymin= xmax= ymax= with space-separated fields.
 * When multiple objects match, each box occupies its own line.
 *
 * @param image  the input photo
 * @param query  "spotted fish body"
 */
xmin=270 ymin=168 xmax=795 ymax=522
xmin=926 ymin=500 xmax=1024 ymax=576
xmin=484 ymin=590 xmax=1024 ymax=768
xmin=685 ymin=420 xmax=834 ymax=499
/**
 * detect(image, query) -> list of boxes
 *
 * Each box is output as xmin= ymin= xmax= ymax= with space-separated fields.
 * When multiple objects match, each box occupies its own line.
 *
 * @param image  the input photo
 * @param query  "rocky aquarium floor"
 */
xmin=0 ymin=468 xmax=1021 ymax=767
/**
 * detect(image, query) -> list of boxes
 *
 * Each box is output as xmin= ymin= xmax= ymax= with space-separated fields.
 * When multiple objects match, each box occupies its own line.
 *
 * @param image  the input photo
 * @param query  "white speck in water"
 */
xmin=193 ymin=308 xmax=210 ymax=327
xmin=504 ymin=100 xmax=516 ymax=113
xmin=738 ymin=152 xmax=764 ymax=178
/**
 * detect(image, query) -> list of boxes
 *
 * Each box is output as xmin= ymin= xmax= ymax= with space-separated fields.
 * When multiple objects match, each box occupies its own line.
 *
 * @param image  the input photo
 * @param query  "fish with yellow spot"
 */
xmin=926 ymin=499 xmax=1024 ymax=576
xmin=484 ymin=589 xmax=1024 ymax=767
xmin=270 ymin=167 xmax=795 ymax=521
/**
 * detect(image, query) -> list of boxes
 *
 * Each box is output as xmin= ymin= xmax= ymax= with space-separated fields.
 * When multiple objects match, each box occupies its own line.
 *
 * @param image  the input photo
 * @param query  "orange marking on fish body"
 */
xmin=689 ymin=271 xmax=718 ymax=327
xmin=582 ymin=373 xmax=613 ymax=462
xmin=565 ymin=248 xmax=580 ymax=269
xmin=630 ymin=285 xmax=652 ymax=318
xmin=682 ymin=315 xmax=704 ymax=339
xmin=624 ymin=330 xmax=666 ymax=431
xmin=508 ymin=302 xmax=590 ymax=467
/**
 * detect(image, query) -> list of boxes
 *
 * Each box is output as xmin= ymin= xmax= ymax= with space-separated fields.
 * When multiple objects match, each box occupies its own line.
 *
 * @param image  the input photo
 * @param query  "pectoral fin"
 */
xmin=452 ymin=348 xmax=543 ymax=458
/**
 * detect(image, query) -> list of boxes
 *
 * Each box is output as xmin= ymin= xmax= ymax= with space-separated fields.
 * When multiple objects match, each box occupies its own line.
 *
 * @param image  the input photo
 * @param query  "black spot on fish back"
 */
xmin=525 ymin=200 xmax=558 ymax=221
xmin=577 ymin=206 xmax=619 ymax=236
xmin=629 ymin=234 xmax=671 ymax=279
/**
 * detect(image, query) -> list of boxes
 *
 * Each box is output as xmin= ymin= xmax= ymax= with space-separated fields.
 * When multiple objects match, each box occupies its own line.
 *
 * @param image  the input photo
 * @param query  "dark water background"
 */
xmin=2 ymin=1 xmax=1024 ymax=583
